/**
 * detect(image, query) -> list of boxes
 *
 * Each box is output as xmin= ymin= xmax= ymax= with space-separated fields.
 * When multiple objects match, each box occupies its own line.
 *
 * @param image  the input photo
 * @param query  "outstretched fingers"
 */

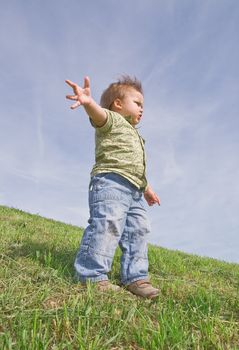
xmin=65 ymin=79 xmax=81 ymax=96
xmin=65 ymin=79 xmax=77 ymax=88
xmin=65 ymin=77 xmax=90 ymax=91
xmin=65 ymin=91 xmax=82 ymax=109
xmin=66 ymin=94 xmax=78 ymax=100
xmin=70 ymin=101 xmax=81 ymax=109
xmin=65 ymin=79 xmax=81 ymax=108
xmin=84 ymin=76 xmax=90 ymax=89
xmin=65 ymin=77 xmax=91 ymax=108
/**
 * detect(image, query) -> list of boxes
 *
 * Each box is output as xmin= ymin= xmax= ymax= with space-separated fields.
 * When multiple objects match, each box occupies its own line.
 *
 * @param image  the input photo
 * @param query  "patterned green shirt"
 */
xmin=91 ymin=109 xmax=147 ymax=190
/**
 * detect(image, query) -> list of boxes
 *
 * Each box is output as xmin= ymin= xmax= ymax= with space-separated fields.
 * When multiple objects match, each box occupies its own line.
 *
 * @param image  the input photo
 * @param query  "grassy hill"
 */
xmin=0 ymin=205 xmax=238 ymax=349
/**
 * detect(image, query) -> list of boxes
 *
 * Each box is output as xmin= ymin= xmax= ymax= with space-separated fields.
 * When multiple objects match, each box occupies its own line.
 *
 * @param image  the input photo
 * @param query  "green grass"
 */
xmin=0 ymin=205 xmax=238 ymax=349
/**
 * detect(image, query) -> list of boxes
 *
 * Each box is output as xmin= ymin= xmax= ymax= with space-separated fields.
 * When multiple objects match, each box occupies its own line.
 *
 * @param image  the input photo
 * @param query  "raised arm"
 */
xmin=65 ymin=77 xmax=107 ymax=127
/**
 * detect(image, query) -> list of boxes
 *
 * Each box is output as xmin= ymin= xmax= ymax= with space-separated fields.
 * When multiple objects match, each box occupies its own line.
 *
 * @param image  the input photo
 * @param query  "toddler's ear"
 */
xmin=112 ymin=98 xmax=122 ymax=111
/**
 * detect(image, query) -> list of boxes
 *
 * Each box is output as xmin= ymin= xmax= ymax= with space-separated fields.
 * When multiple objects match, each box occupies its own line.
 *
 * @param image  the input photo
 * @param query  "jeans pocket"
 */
xmin=89 ymin=175 xmax=105 ymax=192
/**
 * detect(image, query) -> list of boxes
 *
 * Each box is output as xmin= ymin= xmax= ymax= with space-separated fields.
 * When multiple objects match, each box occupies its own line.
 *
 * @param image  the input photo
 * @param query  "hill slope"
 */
xmin=0 ymin=205 xmax=238 ymax=349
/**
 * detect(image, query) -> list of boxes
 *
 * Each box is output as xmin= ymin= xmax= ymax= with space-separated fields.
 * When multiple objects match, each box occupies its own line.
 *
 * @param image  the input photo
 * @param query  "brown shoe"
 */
xmin=97 ymin=280 xmax=121 ymax=292
xmin=126 ymin=279 xmax=159 ymax=299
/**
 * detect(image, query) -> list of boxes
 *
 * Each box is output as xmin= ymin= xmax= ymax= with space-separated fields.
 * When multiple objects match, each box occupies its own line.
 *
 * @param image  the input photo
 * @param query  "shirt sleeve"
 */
xmin=89 ymin=108 xmax=113 ymax=134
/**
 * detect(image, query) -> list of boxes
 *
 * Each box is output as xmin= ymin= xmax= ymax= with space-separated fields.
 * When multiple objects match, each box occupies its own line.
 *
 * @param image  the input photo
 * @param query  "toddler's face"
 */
xmin=119 ymin=88 xmax=144 ymax=126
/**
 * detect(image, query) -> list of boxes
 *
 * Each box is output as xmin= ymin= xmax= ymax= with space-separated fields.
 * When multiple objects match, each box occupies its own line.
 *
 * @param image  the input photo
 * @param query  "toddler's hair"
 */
xmin=100 ymin=75 xmax=143 ymax=110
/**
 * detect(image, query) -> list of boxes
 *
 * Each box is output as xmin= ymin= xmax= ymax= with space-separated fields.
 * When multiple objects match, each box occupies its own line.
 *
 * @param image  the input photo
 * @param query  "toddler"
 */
xmin=65 ymin=76 xmax=160 ymax=299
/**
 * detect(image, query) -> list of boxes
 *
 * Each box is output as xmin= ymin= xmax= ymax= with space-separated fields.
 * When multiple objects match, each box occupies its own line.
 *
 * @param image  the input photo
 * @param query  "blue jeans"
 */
xmin=74 ymin=173 xmax=150 ymax=285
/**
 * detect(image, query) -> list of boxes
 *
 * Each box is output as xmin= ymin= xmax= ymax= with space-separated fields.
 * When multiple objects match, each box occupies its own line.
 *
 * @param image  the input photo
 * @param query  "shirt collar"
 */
xmin=124 ymin=115 xmax=133 ymax=125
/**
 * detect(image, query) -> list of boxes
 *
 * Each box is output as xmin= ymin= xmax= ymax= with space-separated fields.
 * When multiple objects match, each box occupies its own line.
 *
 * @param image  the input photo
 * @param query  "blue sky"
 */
xmin=0 ymin=0 xmax=238 ymax=263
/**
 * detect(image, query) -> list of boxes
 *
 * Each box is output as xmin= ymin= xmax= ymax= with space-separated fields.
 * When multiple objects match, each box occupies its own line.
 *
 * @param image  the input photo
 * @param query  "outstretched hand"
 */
xmin=144 ymin=185 xmax=160 ymax=206
xmin=65 ymin=77 xmax=92 ymax=109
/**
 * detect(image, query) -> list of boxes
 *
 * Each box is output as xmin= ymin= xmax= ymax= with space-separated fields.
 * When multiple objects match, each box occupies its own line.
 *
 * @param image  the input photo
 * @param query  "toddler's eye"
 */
xmin=135 ymin=101 xmax=143 ymax=107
